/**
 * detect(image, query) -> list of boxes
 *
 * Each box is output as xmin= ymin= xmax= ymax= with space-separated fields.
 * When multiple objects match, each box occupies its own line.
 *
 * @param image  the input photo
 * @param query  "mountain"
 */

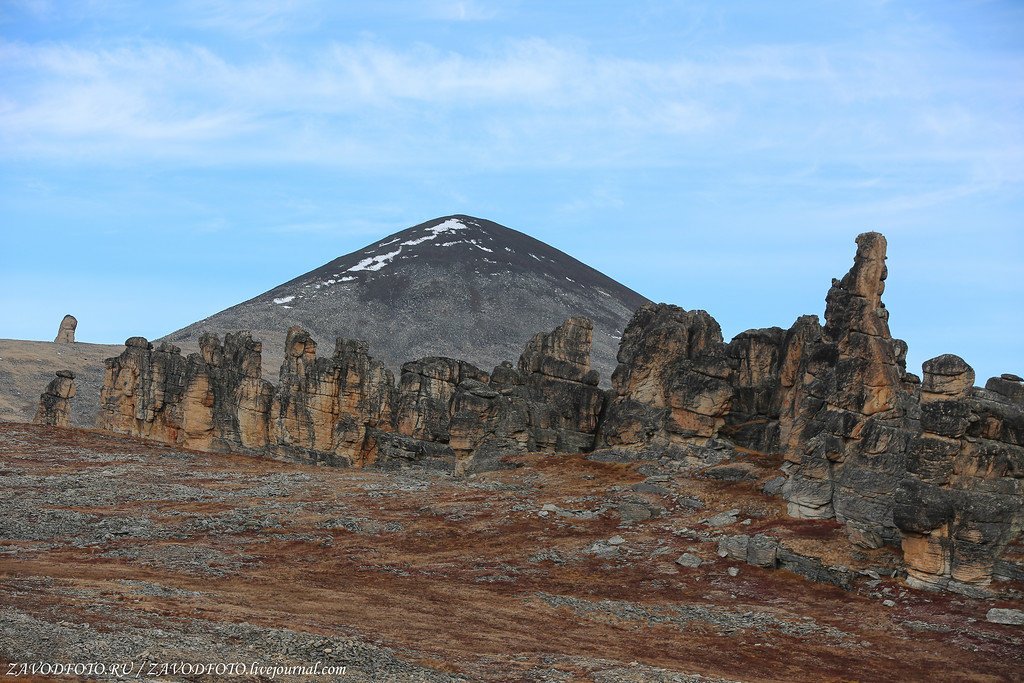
xmin=163 ymin=215 xmax=650 ymax=382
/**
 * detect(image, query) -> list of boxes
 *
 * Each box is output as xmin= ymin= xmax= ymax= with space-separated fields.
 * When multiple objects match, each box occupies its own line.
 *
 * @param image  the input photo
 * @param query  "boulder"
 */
xmin=921 ymin=354 xmax=975 ymax=400
xmin=986 ymin=608 xmax=1024 ymax=626
xmin=675 ymin=553 xmax=702 ymax=568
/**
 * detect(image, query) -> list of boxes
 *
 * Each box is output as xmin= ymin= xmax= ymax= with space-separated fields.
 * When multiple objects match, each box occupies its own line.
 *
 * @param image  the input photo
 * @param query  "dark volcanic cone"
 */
xmin=162 ymin=215 xmax=649 ymax=384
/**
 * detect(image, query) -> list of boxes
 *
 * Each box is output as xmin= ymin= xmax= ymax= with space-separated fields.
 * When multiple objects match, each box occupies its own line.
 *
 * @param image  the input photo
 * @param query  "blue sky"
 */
xmin=0 ymin=0 xmax=1021 ymax=382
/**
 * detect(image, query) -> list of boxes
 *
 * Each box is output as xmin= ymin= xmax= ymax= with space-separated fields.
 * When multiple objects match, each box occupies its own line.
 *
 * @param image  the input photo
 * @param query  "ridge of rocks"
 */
xmin=84 ymin=230 xmax=1023 ymax=596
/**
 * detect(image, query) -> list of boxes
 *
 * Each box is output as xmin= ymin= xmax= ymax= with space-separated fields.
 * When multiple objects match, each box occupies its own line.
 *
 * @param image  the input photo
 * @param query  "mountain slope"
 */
xmin=163 ymin=215 xmax=650 ymax=383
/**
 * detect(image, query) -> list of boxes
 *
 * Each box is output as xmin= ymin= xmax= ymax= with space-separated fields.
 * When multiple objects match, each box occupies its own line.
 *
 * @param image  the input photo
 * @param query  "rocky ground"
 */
xmin=1 ymin=423 xmax=1021 ymax=682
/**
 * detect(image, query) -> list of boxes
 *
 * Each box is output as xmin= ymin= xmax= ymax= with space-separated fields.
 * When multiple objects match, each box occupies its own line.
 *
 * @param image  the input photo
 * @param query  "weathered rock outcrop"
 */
xmin=96 ymin=317 xmax=604 ymax=474
xmin=397 ymin=358 xmax=487 ymax=444
xmin=88 ymin=231 xmax=1023 ymax=594
xmin=779 ymin=232 xmax=920 ymax=548
xmin=597 ymin=305 xmax=733 ymax=450
xmin=273 ymin=328 xmax=395 ymax=466
xmin=518 ymin=317 xmax=604 ymax=453
xmin=33 ymin=370 xmax=76 ymax=426
xmin=894 ymin=356 xmax=1024 ymax=595
xmin=722 ymin=327 xmax=787 ymax=453
xmin=97 ymin=333 xmax=274 ymax=452
xmin=590 ymin=231 xmax=1021 ymax=592
xmin=54 ymin=315 xmax=77 ymax=344
xmin=451 ymin=317 xmax=604 ymax=474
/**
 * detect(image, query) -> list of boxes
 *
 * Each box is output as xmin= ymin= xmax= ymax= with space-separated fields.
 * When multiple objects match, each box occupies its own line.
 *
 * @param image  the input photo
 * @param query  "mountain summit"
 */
xmin=163 ymin=215 xmax=649 ymax=382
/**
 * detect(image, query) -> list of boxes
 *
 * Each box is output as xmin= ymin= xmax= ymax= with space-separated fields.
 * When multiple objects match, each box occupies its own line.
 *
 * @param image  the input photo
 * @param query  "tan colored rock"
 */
xmin=272 ymin=328 xmax=395 ymax=466
xmin=921 ymin=354 xmax=975 ymax=400
xmin=396 ymin=357 xmax=486 ymax=443
xmin=894 ymin=355 xmax=1024 ymax=595
xmin=33 ymin=370 xmax=76 ymax=426
xmin=97 ymin=338 xmax=190 ymax=443
xmin=598 ymin=304 xmax=733 ymax=450
xmin=97 ymin=333 xmax=274 ymax=453
xmin=54 ymin=315 xmax=77 ymax=344
xmin=779 ymin=233 xmax=917 ymax=545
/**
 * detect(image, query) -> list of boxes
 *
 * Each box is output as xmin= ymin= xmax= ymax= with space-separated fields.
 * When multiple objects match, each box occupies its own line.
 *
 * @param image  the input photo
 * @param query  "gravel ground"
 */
xmin=1 ymin=422 xmax=1022 ymax=682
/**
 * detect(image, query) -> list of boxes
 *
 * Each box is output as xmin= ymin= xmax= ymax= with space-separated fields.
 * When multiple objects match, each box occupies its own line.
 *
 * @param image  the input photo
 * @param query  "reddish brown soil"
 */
xmin=1 ymin=423 xmax=1021 ymax=682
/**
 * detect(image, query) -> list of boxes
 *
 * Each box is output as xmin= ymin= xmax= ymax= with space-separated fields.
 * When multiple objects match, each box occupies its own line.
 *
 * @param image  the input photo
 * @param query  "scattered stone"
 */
xmin=718 ymin=535 xmax=749 ymax=561
xmin=617 ymin=502 xmax=653 ymax=523
xmin=986 ymin=608 xmax=1024 ymax=626
xmin=607 ymin=535 xmax=625 ymax=546
xmin=704 ymin=509 xmax=740 ymax=527
xmin=727 ymin=567 xmax=740 ymax=577
xmin=675 ymin=553 xmax=702 ymax=568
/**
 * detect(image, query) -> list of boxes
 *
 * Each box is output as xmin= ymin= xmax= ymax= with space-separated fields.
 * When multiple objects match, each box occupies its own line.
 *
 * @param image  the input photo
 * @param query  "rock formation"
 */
xmin=97 ymin=333 xmax=274 ymax=452
xmin=89 ymin=231 xmax=1023 ymax=595
xmin=597 ymin=305 xmax=733 ymax=451
xmin=517 ymin=316 xmax=604 ymax=453
xmin=95 ymin=317 xmax=604 ymax=475
xmin=54 ymin=315 xmax=77 ymax=343
xmin=591 ymin=232 xmax=1021 ymax=592
xmin=451 ymin=317 xmax=604 ymax=474
xmin=778 ymin=232 xmax=920 ymax=548
xmin=397 ymin=358 xmax=487 ymax=444
xmin=894 ymin=357 xmax=1024 ymax=595
xmin=33 ymin=370 xmax=76 ymax=426
xmin=272 ymin=328 xmax=394 ymax=466
xmin=721 ymin=327 xmax=787 ymax=453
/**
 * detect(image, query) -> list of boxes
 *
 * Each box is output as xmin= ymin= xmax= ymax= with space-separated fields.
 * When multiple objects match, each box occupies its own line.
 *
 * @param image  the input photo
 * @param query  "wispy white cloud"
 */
xmin=0 ymin=23 xmax=1021 ymax=193
xmin=0 ymin=38 xmax=840 ymax=166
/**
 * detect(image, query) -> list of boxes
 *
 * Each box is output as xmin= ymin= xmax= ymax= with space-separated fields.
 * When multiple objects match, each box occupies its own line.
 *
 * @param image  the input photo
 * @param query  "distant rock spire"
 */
xmin=55 ymin=314 xmax=77 ymax=343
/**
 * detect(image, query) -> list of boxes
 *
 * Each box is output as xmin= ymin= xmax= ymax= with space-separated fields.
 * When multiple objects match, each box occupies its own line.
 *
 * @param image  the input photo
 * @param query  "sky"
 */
xmin=0 ymin=0 xmax=1021 ymax=382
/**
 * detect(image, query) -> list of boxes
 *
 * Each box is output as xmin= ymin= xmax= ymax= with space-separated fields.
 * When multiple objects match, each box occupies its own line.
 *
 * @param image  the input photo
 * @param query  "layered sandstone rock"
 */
xmin=54 ymin=315 xmax=77 ymax=344
xmin=195 ymin=332 xmax=275 ymax=452
xmin=451 ymin=317 xmax=604 ymax=474
xmin=894 ymin=357 xmax=1024 ymax=595
xmin=518 ymin=316 xmax=604 ymax=453
xmin=97 ymin=333 xmax=274 ymax=452
xmin=396 ymin=358 xmax=487 ymax=443
xmin=87 ymin=234 xmax=1024 ymax=594
xmin=97 ymin=337 xmax=188 ymax=443
xmin=94 ymin=318 xmax=603 ymax=474
xmin=272 ymin=328 xmax=395 ymax=466
xmin=778 ymin=233 xmax=919 ymax=547
xmin=597 ymin=304 xmax=733 ymax=451
xmin=589 ymin=232 xmax=1021 ymax=590
xmin=33 ymin=370 xmax=76 ymax=426
xmin=722 ymin=327 xmax=786 ymax=453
